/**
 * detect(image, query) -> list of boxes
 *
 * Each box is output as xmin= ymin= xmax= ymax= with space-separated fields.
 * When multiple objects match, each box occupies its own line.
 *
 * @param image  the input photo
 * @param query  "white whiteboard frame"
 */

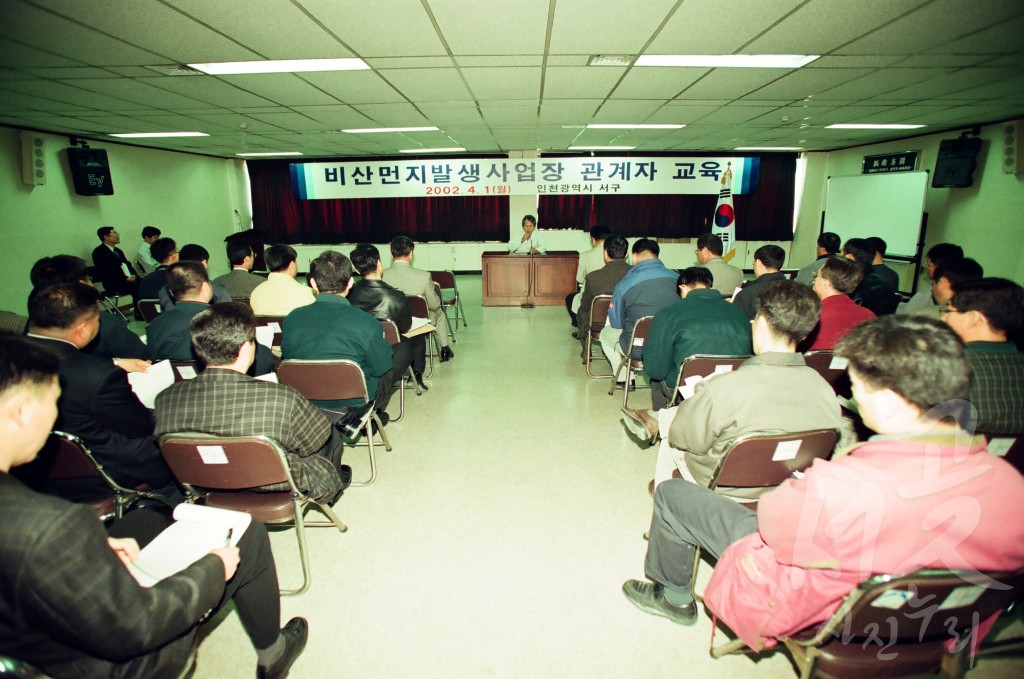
xmin=823 ymin=172 xmax=928 ymax=259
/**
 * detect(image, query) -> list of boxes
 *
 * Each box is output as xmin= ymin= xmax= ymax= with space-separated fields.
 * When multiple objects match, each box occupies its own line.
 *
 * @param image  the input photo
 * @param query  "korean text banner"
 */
xmin=289 ymin=157 xmax=759 ymax=200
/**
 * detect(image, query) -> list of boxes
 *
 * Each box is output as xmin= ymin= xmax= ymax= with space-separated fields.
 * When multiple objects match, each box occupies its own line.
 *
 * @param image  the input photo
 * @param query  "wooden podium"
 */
xmin=481 ymin=251 xmax=579 ymax=306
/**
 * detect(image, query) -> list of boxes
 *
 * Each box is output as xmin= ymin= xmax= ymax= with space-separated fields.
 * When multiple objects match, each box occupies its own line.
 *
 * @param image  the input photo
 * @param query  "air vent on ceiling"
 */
xmin=146 ymin=64 xmax=204 ymax=76
xmin=588 ymin=55 xmax=634 ymax=67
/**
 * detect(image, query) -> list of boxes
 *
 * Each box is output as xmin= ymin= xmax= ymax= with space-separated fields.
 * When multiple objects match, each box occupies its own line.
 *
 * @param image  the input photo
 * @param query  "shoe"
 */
xmin=647 ymin=479 xmax=655 ymax=498
xmin=370 ymin=410 xmax=390 ymax=434
xmin=333 ymin=401 xmax=374 ymax=439
xmin=571 ymin=331 xmax=580 ymax=340
xmin=621 ymin=580 xmax=697 ymax=626
xmin=257 ymin=617 xmax=308 ymax=679
xmin=413 ymin=371 xmax=430 ymax=392
xmin=622 ymin=408 xmax=660 ymax=442
xmin=339 ymin=465 xmax=352 ymax=491
xmin=439 ymin=346 xmax=454 ymax=362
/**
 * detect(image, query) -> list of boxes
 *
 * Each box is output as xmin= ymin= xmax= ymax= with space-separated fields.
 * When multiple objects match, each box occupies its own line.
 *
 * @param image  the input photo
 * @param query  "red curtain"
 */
xmin=248 ymin=160 xmax=509 ymax=243
xmin=539 ymin=153 xmax=796 ymax=240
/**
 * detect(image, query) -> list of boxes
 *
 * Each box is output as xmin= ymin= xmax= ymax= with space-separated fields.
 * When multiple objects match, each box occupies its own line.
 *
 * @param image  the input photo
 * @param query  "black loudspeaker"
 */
xmin=931 ymin=137 xmax=982 ymax=188
xmin=66 ymin=147 xmax=114 ymax=196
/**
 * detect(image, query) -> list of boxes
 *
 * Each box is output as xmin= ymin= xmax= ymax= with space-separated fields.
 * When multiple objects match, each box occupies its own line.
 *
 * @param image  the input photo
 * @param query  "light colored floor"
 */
xmin=189 ymin=277 xmax=1022 ymax=679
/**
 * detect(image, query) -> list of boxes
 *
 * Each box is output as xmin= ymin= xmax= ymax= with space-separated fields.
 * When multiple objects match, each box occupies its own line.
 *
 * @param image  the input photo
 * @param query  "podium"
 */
xmin=481 ymin=251 xmax=579 ymax=307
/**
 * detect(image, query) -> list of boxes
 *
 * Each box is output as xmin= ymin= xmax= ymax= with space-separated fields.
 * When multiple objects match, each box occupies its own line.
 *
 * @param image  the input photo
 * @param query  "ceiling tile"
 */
xmin=817 ymin=68 xmax=952 ymax=99
xmin=461 ymin=67 xmax=542 ymax=101
xmin=380 ymin=68 xmax=474 ymax=103
xmin=543 ymin=67 xmax=622 ymax=100
xmin=298 ymin=71 xmax=406 ymax=105
xmin=429 ymin=0 xmax=549 ymax=56
xmin=300 ymin=0 xmax=445 ymax=57
xmin=649 ymin=0 xmax=806 ymax=54
xmin=612 ymin=67 xmax=706 ymax=99
xmin=548 ymin=0 xmax=678 ymax=54
xmin=214 ymin=73 xmax=342 ymax=106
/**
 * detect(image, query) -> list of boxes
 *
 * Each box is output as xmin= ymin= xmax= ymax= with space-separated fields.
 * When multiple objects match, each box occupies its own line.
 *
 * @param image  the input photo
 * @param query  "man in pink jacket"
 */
xmin=623 ymin=315 xmax=1024 ymax=646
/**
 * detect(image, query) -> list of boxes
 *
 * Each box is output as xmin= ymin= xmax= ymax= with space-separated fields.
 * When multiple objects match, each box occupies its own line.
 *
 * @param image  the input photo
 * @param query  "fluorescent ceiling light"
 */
xmin=108 ymin=132 xmax=208 ymax=138
xmin=636 ymin=54 xmax=819 ymax=68
xmin=399 ymin=147 xmax=465 ymax=154
xmin=235 ymin=151 xmax=304 ymax=157
xmin=188 ymin=58 xmax=369 ymax=75
xmin=568 ymin=145 xmax=636 ymax=151
xmin=342 ymin=126 xmax=439 ymax=134
xmin=586 ymin=124 xmax=684 ymax=130
xmin=826 ymin=123 xmax=925 ymax=130
xmin=735 ymin=146 xmax=804 ymax=151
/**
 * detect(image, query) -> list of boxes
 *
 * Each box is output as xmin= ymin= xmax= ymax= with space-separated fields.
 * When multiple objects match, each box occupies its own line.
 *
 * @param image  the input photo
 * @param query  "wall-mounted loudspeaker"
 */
xmin=932 ymin=136 xmax=982 ymax=188
xmin=1003 ymin=121 xmax=1022 ymax=175
xmin=20 ymin=132 xmax=46 ymax=186
xmin=67 ymin=147 xmax=114 ymax=196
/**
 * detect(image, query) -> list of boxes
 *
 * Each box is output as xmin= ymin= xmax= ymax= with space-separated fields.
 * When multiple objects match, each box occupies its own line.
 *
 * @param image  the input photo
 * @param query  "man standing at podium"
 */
xmin=508 ymin=214 xmax=547 ymax=254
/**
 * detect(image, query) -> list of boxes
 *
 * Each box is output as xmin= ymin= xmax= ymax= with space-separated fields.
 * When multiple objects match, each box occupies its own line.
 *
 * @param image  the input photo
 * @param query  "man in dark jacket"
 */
xmin=577 ymin=235 xmax=631 ymax=352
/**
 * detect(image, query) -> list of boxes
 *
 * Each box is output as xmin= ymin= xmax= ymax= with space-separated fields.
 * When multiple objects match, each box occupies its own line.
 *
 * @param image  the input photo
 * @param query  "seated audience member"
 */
xmin=508 ymin=214 xmax=547 ymax=254
xmin=866 ymin=236 xmax=900 ymax=290
xmin=577 ymin=235 xmax=631 ymax=353
xmin=600 ymin=239 xmax=679 ymax=371
xmin=215 ymin=239 xmax=265 ymax=300
xmin=622 ymin=315 xmax=1024 ymax=642
xmin=566 ymin=224 xmax=612 ymax=328
xmin=158 ymin=243 xmax=232 ymax=310
xmin=842 ymin=237 xmax=898 ymax=315
xmin=250 ymin=244 xmax=315 ymax=316
xmin=154 ymin=303 xmax=348 ymax=504
xmin=25 ymin=284 xmax=173 ymax=496
xmin=136 ymin=225 xmax=161 ymax=273
xmin=149 ymin=263 xmax=273 ymax=375
xmin=794 ymin=231 xmax=840 ymax=286
xmin=731 ymin=244 xmax=787 ymax=320
xmin=30 ymin=254 xmax=150 ymax=363
xmin=282 ymin=251 xmax=396 ymax=423
xmin=694 ymin=232 xmax=743 ymax=295
xmin=0 ymin=336 xmax=308 ymax=679
xmin=898 ymin=242 xmax=964 ymax=315
xmin=91 ymin=226 xmax=140 ymax=303
xmin=642 ymin=267 xmax=752 ymax=411
xmin=914 ymin=257 xmax=984 ymax=320
xmin=383 ymin=235 xmax=454 ymax=362
xmin=799 ymin=255 xmax=875 ymax=351
xmin=349 ymin=243 xmax=424 ymax=390
xmin=943 ymin=278 xmax=1024 ymax=435
xmin=622 ymin=280 xmax=847 ymax=500
xmin=138 ymin=237 xmax=179 ymax=301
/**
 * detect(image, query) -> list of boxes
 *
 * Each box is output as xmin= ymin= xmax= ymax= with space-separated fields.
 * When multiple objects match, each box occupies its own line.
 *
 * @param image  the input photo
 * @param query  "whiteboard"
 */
xmin=823 ymin=172 xmax=928 ymax=259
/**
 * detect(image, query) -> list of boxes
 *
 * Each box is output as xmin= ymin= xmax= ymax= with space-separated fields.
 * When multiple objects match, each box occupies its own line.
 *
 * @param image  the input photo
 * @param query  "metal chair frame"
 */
xmin=159 ymin=433 xmax=347 ymax=596
xmin=667 ymin=354 xmax=753 ymax=407
xmin=380 ymin=318 xmax=422 ymax=422
xmin=405 ymin=294 xmax=436 ymax=378
xmin=608 ymin=316 xmax=653 ymax=407
xmin=136 ymin=298 xmax=162 ymax=323
xmin=277 ymin=359 xmax=391 ymax=486
xmin=584 ymin=295 xmax=614 ymax=378
xmin=430 ymin=270 xmax=466 ymax=338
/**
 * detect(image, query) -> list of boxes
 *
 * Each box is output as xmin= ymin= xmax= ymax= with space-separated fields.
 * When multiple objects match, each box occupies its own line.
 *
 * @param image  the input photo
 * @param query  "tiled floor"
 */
xmin=189 ymin=276 xmax=1022 ymax=679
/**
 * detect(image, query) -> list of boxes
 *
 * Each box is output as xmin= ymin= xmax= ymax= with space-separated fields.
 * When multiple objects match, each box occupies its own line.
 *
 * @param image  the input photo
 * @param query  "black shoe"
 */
xmin=370 ymin=410 xmax=389 ymax=434
xmin=339 ymin=464 xmax=352 ymax=490
xmin=571 ymin=331 xmax=580 ymax=340
xmin=257 ymin=617 xmax=308 ymax=679
xmin=333 ymin=401 xmax=374 ymax=439
xmin=413 ymin=371 xmax=429 ymax=391
xmin=622 ymin=580 xmax=698 ymax=626
xmin=439 ymin=346 xmax=454 ymax=362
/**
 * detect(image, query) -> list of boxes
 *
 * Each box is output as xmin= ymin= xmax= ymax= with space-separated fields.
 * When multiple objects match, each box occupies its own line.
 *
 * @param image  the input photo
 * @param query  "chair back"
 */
xmin=430 ymin=270 xmax=456 ymax=291
xmin=589 ymin=295 xmax=612 ymax=338
xmin=159 ymin=434 xmax=291 ymax=490
xmin=278 ymin=359 xmax=370 ymax=403
xmin=380 ymin=318 xmax=401 ymax=346
xmin=137 ymin=299 xmax=162 ymax=322
xmin=675 ymin=355 xmax=751 ymax=402
xmin=626 ymin=316 xmax=654 ymax=363
xmin=254 ymin=315 xmax=285 ymax=347
xmin=170 ymin=361 xmax=202 ymax=381
xmin=407 ymin=295 xmax=429 ymax=318
xmin=803 ymin=350 xmax=852 ymax=398
xmin=40 ymin=431 xmax=102 ymax=480
xmin=711 ymin=429 xmax=838 ymax=490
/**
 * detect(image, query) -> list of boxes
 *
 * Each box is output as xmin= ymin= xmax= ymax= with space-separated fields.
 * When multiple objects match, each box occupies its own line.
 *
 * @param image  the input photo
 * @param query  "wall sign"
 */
xmin=862 ymin=151 xmax=919 ymax=174
xmin=289 ymin=156 xmax=760 ymax=199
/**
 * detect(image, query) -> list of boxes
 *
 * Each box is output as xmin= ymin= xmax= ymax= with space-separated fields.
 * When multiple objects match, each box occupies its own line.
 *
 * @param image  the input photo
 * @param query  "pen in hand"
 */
xmin=224 ymin=528 xmax=233 ymax=547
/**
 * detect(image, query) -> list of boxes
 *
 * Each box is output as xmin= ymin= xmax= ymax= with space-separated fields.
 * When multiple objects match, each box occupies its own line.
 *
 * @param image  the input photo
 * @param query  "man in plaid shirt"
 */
xmin=155 ymin=303 xmax=349 ymax=503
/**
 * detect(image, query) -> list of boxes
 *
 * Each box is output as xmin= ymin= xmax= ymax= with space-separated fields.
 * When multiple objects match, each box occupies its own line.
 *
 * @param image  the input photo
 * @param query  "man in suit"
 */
xmin=842 ymin=238 xmax=899 ymax=316
xmin=694 ymin=232 xmax=744 ymax=296
xmin=731 ymin=244 xmax=788 ymax=320
xmin=282 ymin=250 xmax=396 ymax=422
xmin=383 ymin=235 xmax=454 ymax=362
xmin=349 ymin=243 xmax=424 ymax=390
xmin=91 ymin=225 xmax=140 ymax=310
xmin=157 ymin=243 xmax=233 ymax=310
xmin=566 ymin=224 xmax=613 ymax=328
xmin=215 ymin=239 xmax=265 ymax=300
xmin=138 ymin=236 xmax=179 ymax=301
xmin=25 ymin=283 xmax=174 ymax=498
xmin=154 ymin=303 xmax=349 ymax=504
xmin=577 ymin=235 xmax=631 ymax=352
xmin=0 ymin=335 xmax=308 ymax=679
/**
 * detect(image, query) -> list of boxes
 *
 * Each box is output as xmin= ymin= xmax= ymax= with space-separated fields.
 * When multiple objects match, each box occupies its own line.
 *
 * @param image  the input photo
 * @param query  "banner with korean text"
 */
xmin=290 ymin=156 xmax=759 ymax=200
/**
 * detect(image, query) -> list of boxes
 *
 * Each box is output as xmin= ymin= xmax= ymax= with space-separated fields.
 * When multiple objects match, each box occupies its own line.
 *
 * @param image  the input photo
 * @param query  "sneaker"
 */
xmin=621 ymin=408 xmax=660 ymax=442
xmin=621 ymin=580 xmax=697 ymax=626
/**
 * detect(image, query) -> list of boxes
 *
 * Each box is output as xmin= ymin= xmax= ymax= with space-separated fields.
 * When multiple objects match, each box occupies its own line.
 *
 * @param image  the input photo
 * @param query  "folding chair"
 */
xmin=41 ymin=431 xmax=172 ymax=521
xmin=691 ymin=428 xmax=838 ymax=601
xmin=159 ymin=433 xmax=347 ymax=596
xmin=608 ymin=316 xmax=653 ymax=408
xmin=803 ymin=350 xmax=853 ymax=399
xmin=380 ymin=318 xmax=422 ymax=421
xmin=170 ymin=360 xmax=202 ymax=381
xmin=667 ymin=354 xmax=752 ymax=407
xmin=405 ymin=294 xmax=436 ymax=378
xmin=87 ymin=267 xmax=131 ymax=322
xmin=253 ymin=315 xmax=285 ymax=348
xmin=137 ymin=298 xmax=162 ymax=322
xmin=584 ymin=295 xmax=613 ymax=378
xmin=277 ymin=359 xmax=391 ymax=486
xmin=764 ymin=567 xmax=1024 ymax=678
xmin=430 ymin=270 xmax=466 ymax=338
